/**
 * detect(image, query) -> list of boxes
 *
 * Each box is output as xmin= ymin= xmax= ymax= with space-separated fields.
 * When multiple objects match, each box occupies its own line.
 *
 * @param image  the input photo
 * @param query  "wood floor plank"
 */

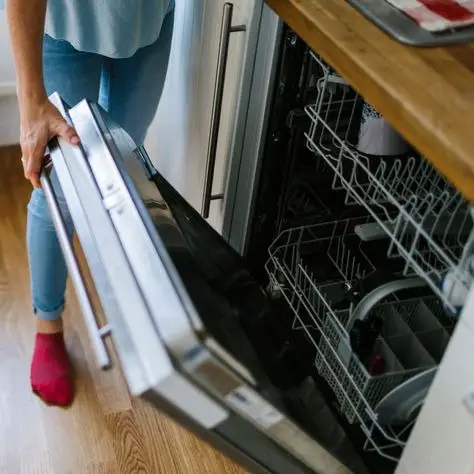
xmin=83 ymin=462 xmax=121 ymax=474
xmin=18 ymin=457 xmax=55 ymax=474
xmin=0 ymin=146 xmax=247 ymax=474
xmin=133 ymin=399 xmax=246 ymax=474
xmin=106 ymin=410 xmax=151 ymax=474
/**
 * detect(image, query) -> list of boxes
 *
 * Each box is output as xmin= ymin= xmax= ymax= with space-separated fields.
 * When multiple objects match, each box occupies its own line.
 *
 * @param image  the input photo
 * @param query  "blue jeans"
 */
xmin=27 ymin=9 xmax=174 ymax=320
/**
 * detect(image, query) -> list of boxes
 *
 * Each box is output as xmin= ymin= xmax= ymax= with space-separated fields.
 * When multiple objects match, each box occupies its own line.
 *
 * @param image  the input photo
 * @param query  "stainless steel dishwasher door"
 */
xmin=42 ymin=93 xmax=348 ymax=474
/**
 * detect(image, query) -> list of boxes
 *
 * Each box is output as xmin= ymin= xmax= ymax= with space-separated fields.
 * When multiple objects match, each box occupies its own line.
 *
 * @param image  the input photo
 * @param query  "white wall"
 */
xmin=0 ymin=11 xmax=20 ymax=146
xmin=0 ymin=12 xmax=15 ymax=90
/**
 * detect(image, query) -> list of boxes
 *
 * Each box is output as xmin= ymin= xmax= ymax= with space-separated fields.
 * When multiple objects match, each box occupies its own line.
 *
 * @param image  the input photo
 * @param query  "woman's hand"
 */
xmin=20 ymin=99 xmax=80 ymax=188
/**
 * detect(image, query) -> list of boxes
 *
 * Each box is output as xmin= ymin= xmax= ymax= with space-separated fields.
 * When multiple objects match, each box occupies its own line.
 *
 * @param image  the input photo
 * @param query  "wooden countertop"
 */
xmin=265 ymin=0 xmax=474 ymax=203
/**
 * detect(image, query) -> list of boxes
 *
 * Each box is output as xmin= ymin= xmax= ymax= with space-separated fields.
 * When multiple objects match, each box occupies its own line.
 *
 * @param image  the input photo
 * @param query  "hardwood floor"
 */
xmin=0 ymin=147 xmax=247 ymax=474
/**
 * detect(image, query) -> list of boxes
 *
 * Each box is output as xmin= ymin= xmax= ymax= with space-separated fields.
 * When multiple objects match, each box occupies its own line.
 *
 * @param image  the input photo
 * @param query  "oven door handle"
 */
xmin=40 ymin=159 xmax=112 ymax=370
xmin=201 ymin=2 xmax=246 ymax=218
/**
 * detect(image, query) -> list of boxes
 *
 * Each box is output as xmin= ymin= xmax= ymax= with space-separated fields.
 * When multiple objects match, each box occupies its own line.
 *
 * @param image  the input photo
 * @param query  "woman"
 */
xmin=5 ymin=0 xmax=175 ymax=406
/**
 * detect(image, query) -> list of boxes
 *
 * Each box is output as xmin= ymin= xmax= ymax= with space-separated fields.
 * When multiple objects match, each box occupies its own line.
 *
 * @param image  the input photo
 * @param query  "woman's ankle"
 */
xmin=36 ymin=317 xmax=64 ymax=334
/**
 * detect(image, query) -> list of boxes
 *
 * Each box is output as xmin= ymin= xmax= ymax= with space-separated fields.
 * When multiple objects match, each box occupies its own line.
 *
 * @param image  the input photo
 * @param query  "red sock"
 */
xmin=30 ymin=332 xmax=74 ymax=407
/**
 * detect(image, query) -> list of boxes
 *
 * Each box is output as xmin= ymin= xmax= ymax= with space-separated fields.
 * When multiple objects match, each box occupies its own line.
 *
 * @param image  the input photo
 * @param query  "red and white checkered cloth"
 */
xmin=385 ymin=0 xmax=474 ymax=31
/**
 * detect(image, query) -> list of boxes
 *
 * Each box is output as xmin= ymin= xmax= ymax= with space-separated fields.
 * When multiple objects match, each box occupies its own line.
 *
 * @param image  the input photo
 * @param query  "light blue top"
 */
xmin=1 ymin=0 xmax=173 ymax=59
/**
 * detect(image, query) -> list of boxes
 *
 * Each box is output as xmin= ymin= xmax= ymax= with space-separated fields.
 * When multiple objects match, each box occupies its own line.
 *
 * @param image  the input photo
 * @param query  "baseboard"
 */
xmin=0 ymin=87 xmax=19 ymax=147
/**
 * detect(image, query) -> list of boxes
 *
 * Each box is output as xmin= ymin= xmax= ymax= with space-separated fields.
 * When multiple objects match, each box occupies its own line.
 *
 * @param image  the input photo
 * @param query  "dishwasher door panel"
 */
xmin=44 ymin=93 xmax=347 ymax=474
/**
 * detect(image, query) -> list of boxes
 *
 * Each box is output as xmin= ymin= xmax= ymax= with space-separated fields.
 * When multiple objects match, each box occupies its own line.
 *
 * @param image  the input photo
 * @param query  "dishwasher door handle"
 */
xmin=40 ymin=158 xmax=112 ymax=370
xmin=201 ymin=2 xmax=246 ymax=219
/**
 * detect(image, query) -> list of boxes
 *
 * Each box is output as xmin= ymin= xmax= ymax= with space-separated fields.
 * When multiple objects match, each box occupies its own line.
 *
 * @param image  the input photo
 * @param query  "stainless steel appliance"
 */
xmin=146 ymin=0 xmax=261 ymax=236
xmin=43 ymin=2 xmax=474 ymax=474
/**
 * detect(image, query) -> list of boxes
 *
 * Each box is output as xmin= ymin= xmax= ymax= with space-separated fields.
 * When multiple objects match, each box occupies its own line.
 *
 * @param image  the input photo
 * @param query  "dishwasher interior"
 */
xmin=241 ymin=28 xmax=474 ymax=474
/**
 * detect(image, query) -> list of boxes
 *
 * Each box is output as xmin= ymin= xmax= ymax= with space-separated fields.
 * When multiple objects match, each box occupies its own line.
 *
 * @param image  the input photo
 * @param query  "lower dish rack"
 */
xmin=304 ymin=52 xmax=474 ymax=316
xmin=266 ymin=218 xmax=455 ymax=462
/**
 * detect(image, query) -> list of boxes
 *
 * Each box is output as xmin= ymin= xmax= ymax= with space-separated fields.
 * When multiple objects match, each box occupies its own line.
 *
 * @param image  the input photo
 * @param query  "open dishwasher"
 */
xmin=243 ymin=27 xmax=474 ymax=473
xmin=43 ymin=17 xmax=474 ymax=474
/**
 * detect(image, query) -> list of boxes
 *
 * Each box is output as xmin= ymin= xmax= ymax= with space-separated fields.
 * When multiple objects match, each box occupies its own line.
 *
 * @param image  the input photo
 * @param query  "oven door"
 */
xmin=42 ymin=93 xmax=348 ymax=474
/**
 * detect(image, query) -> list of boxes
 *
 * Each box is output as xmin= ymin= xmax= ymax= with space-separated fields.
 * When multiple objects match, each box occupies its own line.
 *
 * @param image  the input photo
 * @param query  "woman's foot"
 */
xmin=30 ymin=319 xmax=74 ymax=407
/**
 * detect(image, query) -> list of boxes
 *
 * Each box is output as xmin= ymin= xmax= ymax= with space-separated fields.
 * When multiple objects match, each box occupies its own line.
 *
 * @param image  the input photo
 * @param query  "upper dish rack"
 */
xmin=304 ymin=52 xmax=474 ymax=315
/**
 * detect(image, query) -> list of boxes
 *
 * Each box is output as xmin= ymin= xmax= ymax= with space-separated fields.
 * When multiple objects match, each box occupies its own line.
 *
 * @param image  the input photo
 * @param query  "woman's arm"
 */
xmin=7 ymin=0 xmax=48 ymax=106
xmin=6 ymin=0 xmax=79 ymax=187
